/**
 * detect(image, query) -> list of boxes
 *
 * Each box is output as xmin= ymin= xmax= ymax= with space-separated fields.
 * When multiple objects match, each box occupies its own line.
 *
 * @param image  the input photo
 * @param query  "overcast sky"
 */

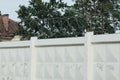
xmin=0 ymin=0 xmax=73 ymax=21
xmin=0 ymin=0 xmax=29 ymax=21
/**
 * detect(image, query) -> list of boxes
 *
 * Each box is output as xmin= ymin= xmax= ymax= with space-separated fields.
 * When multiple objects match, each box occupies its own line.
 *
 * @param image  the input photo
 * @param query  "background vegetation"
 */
xmin=17 ymin=0 xmax=120 ymax=39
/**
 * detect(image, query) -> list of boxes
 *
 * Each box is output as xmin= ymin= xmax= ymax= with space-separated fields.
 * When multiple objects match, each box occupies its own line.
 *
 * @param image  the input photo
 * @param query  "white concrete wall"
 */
xmin=35 ymin=37 xmax=87 ymax=80
xmin=0 ymin=41 xmax=31 ymax=80
xmin=0 ymin=32 xmax=120 ymax=80
xmin=92 ymin=34 xmax=120 ymax=80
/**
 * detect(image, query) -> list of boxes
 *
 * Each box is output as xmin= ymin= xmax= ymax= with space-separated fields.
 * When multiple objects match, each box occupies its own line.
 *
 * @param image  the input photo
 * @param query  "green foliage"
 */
xmin=76 ymin=0 xmax=120 ymax=34
xmin=17 ymin=0 xmax=86 ymax=39
xmin=17 ymin=0 xmax=120 ymax=39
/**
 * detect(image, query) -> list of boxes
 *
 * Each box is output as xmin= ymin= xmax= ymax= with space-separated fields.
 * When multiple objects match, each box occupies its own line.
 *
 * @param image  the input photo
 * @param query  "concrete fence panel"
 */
xmin=0 ymin=32 xmax=120 ymax=80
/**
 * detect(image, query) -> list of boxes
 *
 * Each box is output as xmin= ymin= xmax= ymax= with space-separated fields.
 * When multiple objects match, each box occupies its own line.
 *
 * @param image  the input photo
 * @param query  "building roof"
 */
xmin=0 ymin=14 xmax=19 ymax=40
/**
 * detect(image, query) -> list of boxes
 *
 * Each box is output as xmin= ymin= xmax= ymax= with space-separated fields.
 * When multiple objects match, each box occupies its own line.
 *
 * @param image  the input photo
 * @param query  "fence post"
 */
xmin=85 ymin=32 xmax=94 ymax=80
xmin=30 ymin=37 xmax=37 ymax=80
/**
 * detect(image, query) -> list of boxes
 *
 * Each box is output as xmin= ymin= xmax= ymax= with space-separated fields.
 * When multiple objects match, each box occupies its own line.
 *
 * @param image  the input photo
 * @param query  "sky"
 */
xmin=0 ymin=0 xmax=73 ymax=21
xmin=0 ymin=0 xmax=29 ymax=21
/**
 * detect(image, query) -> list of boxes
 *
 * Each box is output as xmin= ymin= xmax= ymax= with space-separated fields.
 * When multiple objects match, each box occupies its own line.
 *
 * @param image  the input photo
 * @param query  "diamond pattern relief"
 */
xmin=93 ymin=44 xmax=120 ymax=80
xmin=0 ymin=48 xmax=31 ymax=80
xmin=37 ymin=46 xmax=86 ymax=80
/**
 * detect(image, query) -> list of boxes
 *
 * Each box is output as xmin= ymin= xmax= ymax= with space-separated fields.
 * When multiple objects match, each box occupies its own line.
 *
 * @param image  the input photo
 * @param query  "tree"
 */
xmin=17 ymin=0 xmax=54 ymax=38
xmin=17 ymin=0 xmax=120 ymax=39
xmin=17 ymin=0 xmax=87 ymax=39
xmin=17 ymin=0 xmax=71 ymax=38
xmin=91 ymin=0 xmax=120 ymax=34
xmin=73 ymin=0 xmax=120 ymax=34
